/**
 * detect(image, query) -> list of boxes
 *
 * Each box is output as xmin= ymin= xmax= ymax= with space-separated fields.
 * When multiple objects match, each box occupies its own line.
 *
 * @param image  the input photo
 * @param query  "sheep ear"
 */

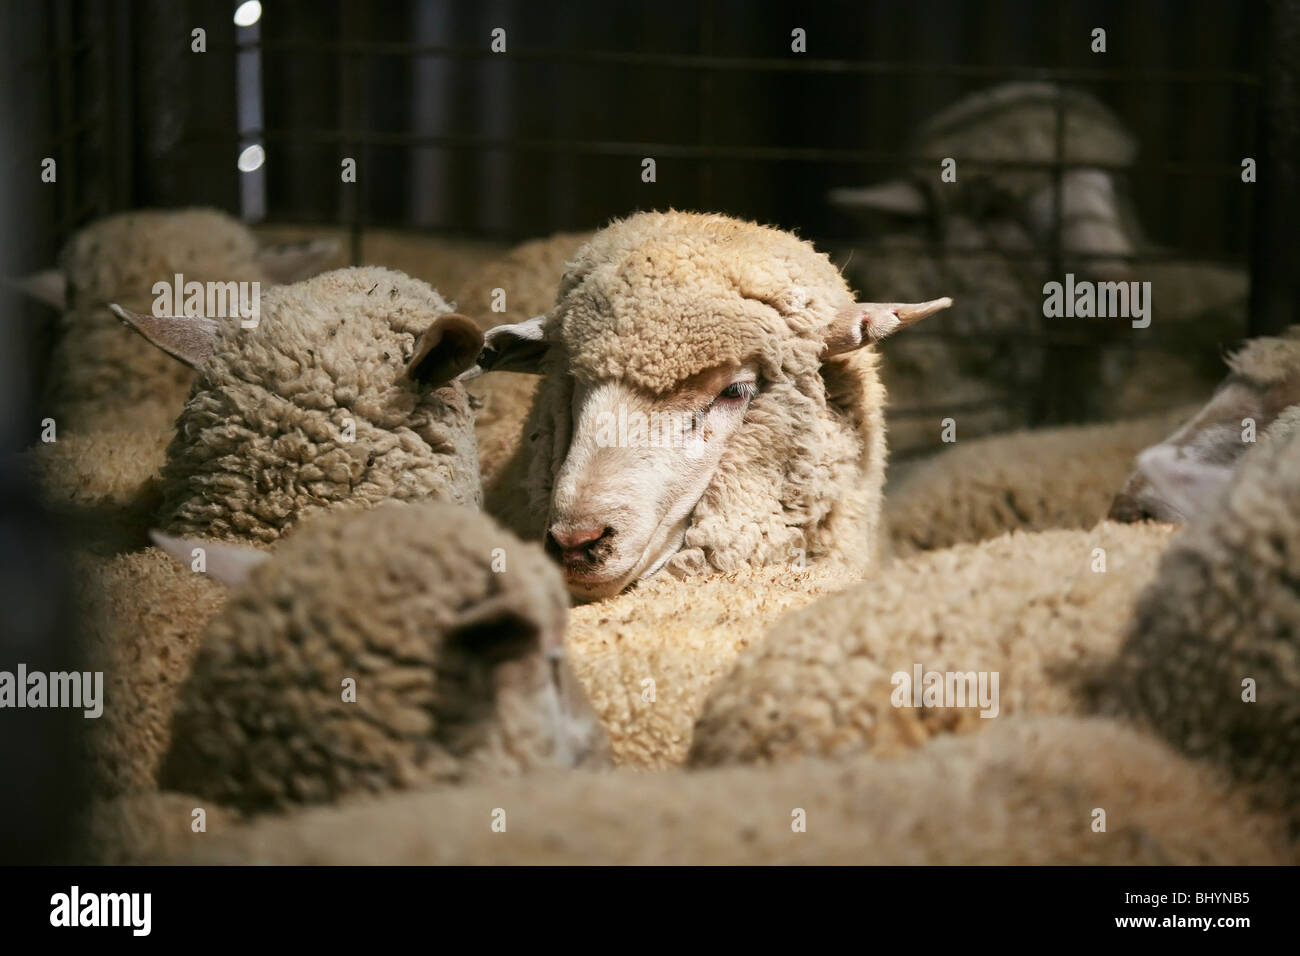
xmin=8 ymin=269 xmax=66 ymax=309
xmin=149 ymin=530 xmax=270 ymax=587
xmin=467 ymin=315 xmax=550 ymax=378
xmin=828 ymin=179 xmax=929 ymax=216
xmin=256 ymin=238 xmax=341 ymax=284
xmin=446 ymin=596 xmax=542 ymax=664
xmin=110 ymin=303 xmax=219 ymax=369
xmin=405 ymin=312 xmax=484 ymax=387
xmin=822 ymin=297 xmax=953 ymax=356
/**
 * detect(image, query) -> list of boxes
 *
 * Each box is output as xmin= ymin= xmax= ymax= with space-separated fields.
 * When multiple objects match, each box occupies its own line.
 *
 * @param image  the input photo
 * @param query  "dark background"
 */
xmin=0 ymin=0 xmax=1274 ymax=260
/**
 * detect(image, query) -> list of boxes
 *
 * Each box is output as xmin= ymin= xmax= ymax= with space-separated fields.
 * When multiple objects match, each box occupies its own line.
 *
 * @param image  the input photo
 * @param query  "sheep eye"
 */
xmin=714 ymin=381 xmax=757 ymax=405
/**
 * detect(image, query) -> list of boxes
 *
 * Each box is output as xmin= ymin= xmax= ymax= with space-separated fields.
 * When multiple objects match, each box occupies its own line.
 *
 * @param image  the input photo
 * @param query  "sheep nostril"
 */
xmin=545 ymin=526 xmax=614 ymax=563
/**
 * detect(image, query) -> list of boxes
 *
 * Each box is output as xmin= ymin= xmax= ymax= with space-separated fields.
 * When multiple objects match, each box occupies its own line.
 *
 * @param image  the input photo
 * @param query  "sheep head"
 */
xmin=155 ymin=502 xmax=610 ymax=813
xmin=112 ymin=266 xmax=486 ymax=541
xmin=1110 ymin=330 xmax=1300 ymax=523
xmin=478 ymin=211 xmax=951 ymax=601
xmin=13 ymin=208 xmax=339 ymax=311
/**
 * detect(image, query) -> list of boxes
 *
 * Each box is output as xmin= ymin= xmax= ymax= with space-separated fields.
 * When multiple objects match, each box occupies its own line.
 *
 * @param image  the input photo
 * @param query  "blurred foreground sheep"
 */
xmin=119 ymin=717 xmax=1290 ymax=865
xmin=159 ymin=501 xmax=608 ymax=814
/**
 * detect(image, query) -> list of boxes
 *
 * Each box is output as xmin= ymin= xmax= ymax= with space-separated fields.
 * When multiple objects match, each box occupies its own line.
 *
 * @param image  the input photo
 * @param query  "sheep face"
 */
xmin=545 ymin=362 xmax=760 ymax=600
xmin=156 ymin=502 xmax=609 ymax=813
xmin=476 ymin=211 xmax=952 ymax=600
xmin=1110 ymin=334 xmax=1300 ymax=523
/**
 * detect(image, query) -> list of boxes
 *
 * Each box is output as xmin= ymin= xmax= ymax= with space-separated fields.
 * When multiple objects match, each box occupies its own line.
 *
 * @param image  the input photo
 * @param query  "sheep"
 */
xmin=150 ymin=717 xmax=1291 ymax=865
xmin=74 ymin=547 xmax=228 ymax=795
xmin=21 ymin=208 xmax=338 ymax=436
xmin=475 ymin=210 xmax=952 ymax=601
xmin=18 ymin=427 xmax=170 ymax=555
xmin=252 ymin=223 xmax=510 ymax=297
xmin=157 ymin=500 xmax=609 ymax=814
xmin=1108 ymin=328 xmax=1300 ymax=523
xmin=1097 ymin=422 xmax=1300 ymax=820
xmin=828 ymin=83 xmax=1247 ymax=450
xmin=688 ymin=522 xmax=1177 ymax=768
xmin=110 ymin=264 xmax=485 ymax=543
xmin=453 ymin=231 xmax=593 ymax=486
xmin=886 ymin=406 xmax=1194 ymax=555
xmin=65 ymin=266 xmax=487 ymax=795
xmin=831 ymin=83 xmax=1141 ymax=274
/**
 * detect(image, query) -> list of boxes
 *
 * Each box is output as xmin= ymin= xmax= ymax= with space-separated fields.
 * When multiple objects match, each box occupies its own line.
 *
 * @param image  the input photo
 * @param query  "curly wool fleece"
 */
xmin=493 ymin=210 xmax=890 ymax=575
xmin=158 ymin=266 xmax=480 ymax=543
xmin=159 ymin=501 xmax=580 ymax=813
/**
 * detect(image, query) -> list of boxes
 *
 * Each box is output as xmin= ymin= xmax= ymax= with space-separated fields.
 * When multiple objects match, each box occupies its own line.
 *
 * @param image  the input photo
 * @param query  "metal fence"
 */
xmin=8 ymin=0 xmax=1298 ymax=428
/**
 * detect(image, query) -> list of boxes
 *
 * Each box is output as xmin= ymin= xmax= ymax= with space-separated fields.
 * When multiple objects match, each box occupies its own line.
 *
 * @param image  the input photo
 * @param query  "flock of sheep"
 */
xmin=13 ymin=84 xmax=1300 ymax=865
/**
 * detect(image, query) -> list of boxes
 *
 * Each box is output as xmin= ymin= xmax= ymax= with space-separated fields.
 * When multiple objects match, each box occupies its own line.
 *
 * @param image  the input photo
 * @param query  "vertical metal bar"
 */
xmin=340 ymin=0 xmax=363 ymax=264
xmin=53 ymin=0 xmax=75 ymax=236
xmin=1249 ymin=0 xmax=1300 ymax=336
xmin=697 ymin=0 xmax=714 ymax=210
xmin=236 ymin=3 xmax=266 ymax=222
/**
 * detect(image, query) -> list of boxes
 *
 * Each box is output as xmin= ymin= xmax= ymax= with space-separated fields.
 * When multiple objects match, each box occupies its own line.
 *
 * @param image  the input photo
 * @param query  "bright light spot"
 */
xmin=233 ymin=1 xmax=262 ymax=27
xmin=237 ymin=144 xmax=265 ymax=172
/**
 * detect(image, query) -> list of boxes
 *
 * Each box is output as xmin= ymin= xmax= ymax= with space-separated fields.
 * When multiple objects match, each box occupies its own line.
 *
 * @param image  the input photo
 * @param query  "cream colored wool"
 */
xmin=73 ymin=548 xmax=227 ymax=796
xmin=566 ymin=559 xmax=864 ymax=768
xmin=455 ymin=232 xmax=592 ymax=486
xmin=251 ymin=223 xmax=510 ymax=295
xmin=160 ymin=501 xmax=606 ymax=814
xmin=46 ymin=209 xmax=281 ymax=435
xmin=690 ymin=522 xmax=1176 ymax=767
xmin=82 ymin=792 xmax=235 ymax=865
xmin=18 ymin=428 xmax=170 ymax=555
xmin=1099 ymin=427 xmax=1300 ymax=817
xmin=886 ymin=407 xmax=1193 ymax=556
xmin=158 ymin=717 xmax=1290 ymax=865
xmin=158 ymin=266 xmax=480 ymax=543
xmin=488 ymin=211 xmax=893 ymax=578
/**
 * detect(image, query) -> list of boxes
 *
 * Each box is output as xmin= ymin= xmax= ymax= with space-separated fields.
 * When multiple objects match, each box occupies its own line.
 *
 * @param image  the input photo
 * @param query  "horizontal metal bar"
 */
xmin=178 ymin=127 xmax=1250 ymax=178
xmin=211 ymin=40 xmax=1260 ymax=86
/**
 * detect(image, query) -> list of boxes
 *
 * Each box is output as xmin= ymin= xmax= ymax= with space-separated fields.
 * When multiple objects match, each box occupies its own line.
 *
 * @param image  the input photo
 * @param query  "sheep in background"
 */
xmin=1109 ymin=328 xmax=1300 ymax=522
xmin=689 ymin=522 xmax=1176 ymax=768
xmin=453 ymin=231 xmax=593 ymax=487
xmin=828 ymin=83 xmax=1247 ymax=451
xmin=18 ymin=208 xmax=338 ymax=435
xmin=132 ymin=717 xmax=1291 ymax=865
xmin=887 ymin=405 xmax=1193 ymax=555
xmin=251 ymin=223 xmax=509 ymax=299
xmin=157 ymin=501 xmax=609 ymax=814
xmin=476 ymin=210 xmax=952 ymax=601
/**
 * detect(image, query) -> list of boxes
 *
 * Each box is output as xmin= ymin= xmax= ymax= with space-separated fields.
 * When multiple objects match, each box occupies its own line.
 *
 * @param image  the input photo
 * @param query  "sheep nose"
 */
xmin=1108 ymin=492 xmax=1153 ymax=523
xmin=545 ymin=525 xmax=613 ymax=564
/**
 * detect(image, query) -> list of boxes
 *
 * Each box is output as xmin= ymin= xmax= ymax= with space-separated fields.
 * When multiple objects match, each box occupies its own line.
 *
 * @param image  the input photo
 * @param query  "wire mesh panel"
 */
xmin=18 ymin=0 xmax=1279 ymax=455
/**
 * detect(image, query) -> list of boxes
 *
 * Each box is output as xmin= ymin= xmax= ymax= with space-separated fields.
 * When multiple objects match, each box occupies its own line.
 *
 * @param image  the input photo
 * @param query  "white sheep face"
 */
xmin=1110 ymin=376 xmax=1299 ymax=523
xmin=546 ymin=363 xmax=757 ymax=601
xmin=476 ymin=294 xmax=952 ymax=601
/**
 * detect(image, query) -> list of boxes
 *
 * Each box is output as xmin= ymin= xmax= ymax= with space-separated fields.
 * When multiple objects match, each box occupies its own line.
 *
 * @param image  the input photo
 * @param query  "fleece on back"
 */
xmin=158 ymin=266 xmax=480 ymax=543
